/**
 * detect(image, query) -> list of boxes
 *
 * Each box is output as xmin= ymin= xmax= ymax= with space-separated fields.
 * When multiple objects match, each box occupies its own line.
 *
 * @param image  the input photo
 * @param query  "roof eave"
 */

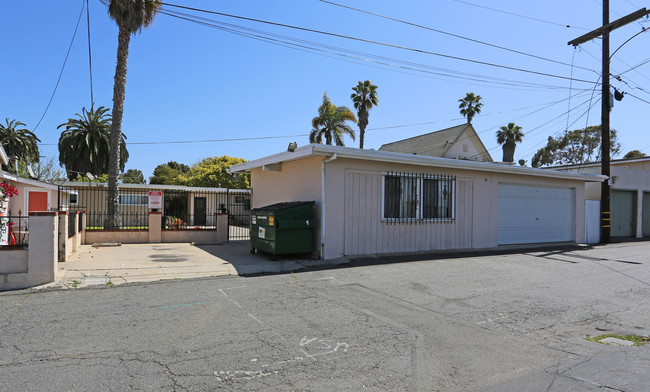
xmin=231 ymin=144 xmax=606 ymax=182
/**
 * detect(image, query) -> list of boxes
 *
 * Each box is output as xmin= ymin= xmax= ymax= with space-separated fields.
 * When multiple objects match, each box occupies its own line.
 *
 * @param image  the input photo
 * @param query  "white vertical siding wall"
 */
xmin=344 ymin=170 xmax=474 ymax=255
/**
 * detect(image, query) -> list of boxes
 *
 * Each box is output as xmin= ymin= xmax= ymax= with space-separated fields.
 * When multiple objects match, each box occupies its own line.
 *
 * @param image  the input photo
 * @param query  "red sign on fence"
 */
xmin=148 ymin=191 xmax=162 ymax=209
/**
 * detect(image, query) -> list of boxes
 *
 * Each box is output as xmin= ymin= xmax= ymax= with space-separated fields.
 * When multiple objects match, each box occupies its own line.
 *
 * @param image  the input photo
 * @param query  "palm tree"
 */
xmin=351 ymin=80 xmax=379 ymax=149
xmin=496 ymin=122 xmax=524 ymax=163
xmin=58 ymin=106 xmax=128 ymax=180
xmin=309 ymin=93 xmax=357 ymax=146
xmin=103 ymin=0 xmax=161 ymax=228
xmin=458 ymin=92 xmax=483 ymax=124
xmin=0 ymin=119 xmax=40 ymax=170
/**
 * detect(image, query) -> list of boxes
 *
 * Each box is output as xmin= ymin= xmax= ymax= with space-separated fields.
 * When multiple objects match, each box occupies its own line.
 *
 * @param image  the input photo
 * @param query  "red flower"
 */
xmin=1 ymin=182 xmax=18 ymax=198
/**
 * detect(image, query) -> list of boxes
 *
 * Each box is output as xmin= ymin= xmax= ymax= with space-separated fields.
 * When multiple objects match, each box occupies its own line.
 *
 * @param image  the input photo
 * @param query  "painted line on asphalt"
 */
xmin=218 ymin=285 xmax=248 ymax=297
xmin=160 ymin=301 xmax=217 ymax=310
xmin=248 ymin=313 xmax=264 ymax=325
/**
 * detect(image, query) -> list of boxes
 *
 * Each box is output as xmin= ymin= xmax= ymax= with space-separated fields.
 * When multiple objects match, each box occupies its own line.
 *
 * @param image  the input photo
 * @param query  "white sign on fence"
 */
xmin=148 ymin=191 xmax=163 ymax=209
xmin=0 ymin=217 xmax=8 ymax=245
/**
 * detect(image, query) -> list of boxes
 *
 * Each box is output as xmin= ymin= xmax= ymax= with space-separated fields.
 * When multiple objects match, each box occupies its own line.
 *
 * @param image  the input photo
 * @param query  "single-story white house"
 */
xmin=552 ymin=156 xmax=650 ymax=238
xmin=230 ymin=143 xmax=606 ymax=260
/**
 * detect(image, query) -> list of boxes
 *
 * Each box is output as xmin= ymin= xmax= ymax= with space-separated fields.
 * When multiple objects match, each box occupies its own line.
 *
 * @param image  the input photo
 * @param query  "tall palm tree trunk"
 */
xmin=106 ymin=26 xmax=131 ymax=229
xmin=359 ymin=112 xmax=368 ymax=149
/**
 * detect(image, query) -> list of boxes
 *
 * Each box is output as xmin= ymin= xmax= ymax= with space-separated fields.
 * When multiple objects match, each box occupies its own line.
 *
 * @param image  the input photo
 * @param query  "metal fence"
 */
xmin=161 ymin=189 xmax=252 ymax=240
xmin=59 ymin=185 xmax=150 ymax=230
xmin=58 ymin=185 xmax=251 ymax=238
xmin=228 ymin=191 xmax=252 ymax=240
xmin=0 ymin=210 xmax=29 ymax=247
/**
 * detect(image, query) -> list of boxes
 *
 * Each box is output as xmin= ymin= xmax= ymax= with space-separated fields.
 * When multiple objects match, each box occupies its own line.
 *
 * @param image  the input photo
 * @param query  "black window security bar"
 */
xmin=0 ymin=210 xmax=29 ymax=247
xmin=383 ymin=171 xmax=455 ymax=225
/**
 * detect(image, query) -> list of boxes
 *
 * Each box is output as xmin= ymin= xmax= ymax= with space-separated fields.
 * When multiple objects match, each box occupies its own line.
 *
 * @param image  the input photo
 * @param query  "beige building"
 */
xmin=1 ymin=170 xmax=60 ymax=214
xmin=553 ymin=157 xmax=650 ymax=239
xmin=230 ymin=144 xmax=605 ymax=260
xmin=379 ymin=123 xmax=493 ymax=162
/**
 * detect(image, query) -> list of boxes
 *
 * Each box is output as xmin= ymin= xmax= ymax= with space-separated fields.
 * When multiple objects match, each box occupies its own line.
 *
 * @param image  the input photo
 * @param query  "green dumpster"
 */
xmin=250 ymin=201 xmax=315 ymax=256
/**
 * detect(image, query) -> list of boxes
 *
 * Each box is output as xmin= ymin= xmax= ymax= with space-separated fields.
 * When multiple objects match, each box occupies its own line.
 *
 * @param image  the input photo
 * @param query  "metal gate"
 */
xmin=227 ymin=189 xmax=251 ymax=240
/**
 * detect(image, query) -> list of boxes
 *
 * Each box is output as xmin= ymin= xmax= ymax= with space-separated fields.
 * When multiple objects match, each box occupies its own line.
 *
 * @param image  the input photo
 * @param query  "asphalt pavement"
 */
xmin=1 ymin=241 xmax=649 ymax=391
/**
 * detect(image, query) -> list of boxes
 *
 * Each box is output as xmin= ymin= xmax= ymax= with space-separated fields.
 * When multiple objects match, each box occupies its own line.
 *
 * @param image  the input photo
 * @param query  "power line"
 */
xmin=40 ymin=94 xmax=590 ymax=147
xmin=627 ymin=92 xmax=650 ymax=104
xmin=163 ymin=10 xmax=590 ymax=92
xmin=453 ymin=0 xmax=589 ymax=30
xmin=519 ymin=98 xmax=603 ymax=159
xmin=86 ymin=0 xmax=94 ymax=108
xmin=33 ymin=0 xmax=85 ymax=132
xmin=160 ymin=2 xmax=599 ymax=85
xmin=320 ymin=0 xmax=599 ymax=74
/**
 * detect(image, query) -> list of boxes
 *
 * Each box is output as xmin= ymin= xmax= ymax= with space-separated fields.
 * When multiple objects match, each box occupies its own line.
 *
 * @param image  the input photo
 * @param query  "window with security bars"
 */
xmin=383 ymin=172 xmax=455 ymax=222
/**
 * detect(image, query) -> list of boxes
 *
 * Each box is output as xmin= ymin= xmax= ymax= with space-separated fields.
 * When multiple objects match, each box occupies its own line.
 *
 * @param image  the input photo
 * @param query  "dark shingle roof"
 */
xmin=378 ymin=124 xmax=469 ymax=157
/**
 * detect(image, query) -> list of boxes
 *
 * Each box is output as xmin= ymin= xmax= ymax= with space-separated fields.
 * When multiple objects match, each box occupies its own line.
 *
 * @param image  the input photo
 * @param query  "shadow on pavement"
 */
xmin=196 ymin=240 xmax=593 ymax=277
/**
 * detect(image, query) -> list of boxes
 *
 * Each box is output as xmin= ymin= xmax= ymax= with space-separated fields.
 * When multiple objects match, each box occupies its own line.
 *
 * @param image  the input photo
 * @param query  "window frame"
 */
xmin=68 ymin=191 xmax=79 ymax=205
xmin=118 ymin=193 xmax=149 ymax=206
xmin=381 ymin=172 xmax=455 ymax=223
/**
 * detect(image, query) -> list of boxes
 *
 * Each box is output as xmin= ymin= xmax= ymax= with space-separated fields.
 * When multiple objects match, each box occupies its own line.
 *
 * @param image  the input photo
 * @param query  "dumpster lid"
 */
xmin=251 ymin=201 xmax=315 ymax=212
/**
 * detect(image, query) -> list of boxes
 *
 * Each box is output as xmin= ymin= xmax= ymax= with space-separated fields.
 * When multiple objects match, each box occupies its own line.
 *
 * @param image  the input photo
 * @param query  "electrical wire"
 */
xmin=86 ymin=0 xmax=94 ymax=108
xmin=626 ymin=92 xmax=650 ymax=104
xmin=453 ymin=0 xmax=589 ymax=30
xmin=319 ymin=0 xmax=599 ymax=74
xmin=163 ymin=10 xmax=591 ymax=92
xmin=567 ymin=49 xmax=577 ymax=131
xmin=33 ymin=0 xmax=85 ymax=132
xmin=160 ymin=2 xmax=599 ymax=85
xmin=518 ymin=98 xmax=603 ymax=159
xmin=39 ymin=92 xmax=591 ymax=148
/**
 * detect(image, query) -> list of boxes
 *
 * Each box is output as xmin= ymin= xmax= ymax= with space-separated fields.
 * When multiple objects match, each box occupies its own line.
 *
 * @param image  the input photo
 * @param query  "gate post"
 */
xmin=216 ymin=213 xmax=228 ymax=243
xmin=149 ymin=212 xmax=162 ymax=243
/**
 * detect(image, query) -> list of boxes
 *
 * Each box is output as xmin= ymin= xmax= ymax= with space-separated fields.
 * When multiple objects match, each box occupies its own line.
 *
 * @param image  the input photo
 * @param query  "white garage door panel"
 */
xmin=498 ymin=184 xmax=575 ymax=245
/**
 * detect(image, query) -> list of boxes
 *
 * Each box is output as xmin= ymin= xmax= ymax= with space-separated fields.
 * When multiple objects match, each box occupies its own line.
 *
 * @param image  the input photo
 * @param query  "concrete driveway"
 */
xmin=54 ymin=241 xmax=338 ymax=289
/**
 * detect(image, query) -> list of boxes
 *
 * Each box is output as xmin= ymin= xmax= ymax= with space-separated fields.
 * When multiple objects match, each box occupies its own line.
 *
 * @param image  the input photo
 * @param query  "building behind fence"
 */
xmin=58 ymin=183 xmax=251 ymax=239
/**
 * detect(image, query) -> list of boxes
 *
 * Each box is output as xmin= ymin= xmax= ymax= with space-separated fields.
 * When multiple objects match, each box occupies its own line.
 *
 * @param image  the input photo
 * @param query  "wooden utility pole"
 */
xmin=568 ymin=4 xmax=649 ymax=244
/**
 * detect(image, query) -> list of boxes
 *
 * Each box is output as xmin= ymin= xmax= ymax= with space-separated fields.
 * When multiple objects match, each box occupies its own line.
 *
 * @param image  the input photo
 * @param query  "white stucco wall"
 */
xmin=5 ymin=181 xmax=58 ymax=213
xmin=250 ymin=155 xmax=324 ymax=255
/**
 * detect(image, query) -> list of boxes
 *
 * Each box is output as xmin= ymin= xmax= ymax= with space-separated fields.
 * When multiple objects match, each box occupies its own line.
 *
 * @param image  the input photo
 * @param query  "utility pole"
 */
xmin=568 ymin=4 xmax=649 ymax=244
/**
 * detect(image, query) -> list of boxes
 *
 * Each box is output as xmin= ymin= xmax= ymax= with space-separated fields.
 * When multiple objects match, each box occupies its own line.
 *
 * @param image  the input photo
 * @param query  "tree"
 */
xmin=623 ymin=150 xmax=646 ymax=159
xmin=496 ymin=122 xmax=524 ymax=163
xmin=458 ymin=92 xmax=483 ymax=124
xmin=149 ymin=161 xmax=190 ymax=185
xmin=72 ymin=173 xmax=110 ymax=183
xmin=179 ymin=156 xmax=250 ymax=189
xmin=309 ymin=93 xmax=357 ymax=146
xmin=103 ymin=0 xmax=161 ymax=228
xmin=122 ymin=169 xmax=146 ymax=184
xmin=351 ymin=80 xmax=379 ymax=149
xmin=58 ymin=106 xmax=128 ymax=180
xmin=0 ymin=118 xmax=40 ymax=170
xmin=531 ymin=126 xmax=621 ymax=167
xmin=16 ymin=156 xmax=65 ymax=184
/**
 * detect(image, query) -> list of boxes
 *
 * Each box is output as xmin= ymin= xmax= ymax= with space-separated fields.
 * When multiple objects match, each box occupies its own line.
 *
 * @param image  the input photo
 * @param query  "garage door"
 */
xmin=642 ymin=192 xmax=650 ymax=237
xmin=611 ymin=190 xmax=636 ymax=237
xmin=498 ymin=184 xmax=575 ymax=245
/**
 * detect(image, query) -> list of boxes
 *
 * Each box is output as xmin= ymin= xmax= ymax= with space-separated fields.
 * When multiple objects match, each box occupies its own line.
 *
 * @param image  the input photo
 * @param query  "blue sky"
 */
xmin=2 ymin=0 xmax=649 ymax=179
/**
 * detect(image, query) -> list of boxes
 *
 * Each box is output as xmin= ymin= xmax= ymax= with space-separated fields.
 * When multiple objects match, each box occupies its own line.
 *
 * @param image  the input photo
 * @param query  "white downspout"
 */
xmin=321 ymin=153 xmax=338 ymax=260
